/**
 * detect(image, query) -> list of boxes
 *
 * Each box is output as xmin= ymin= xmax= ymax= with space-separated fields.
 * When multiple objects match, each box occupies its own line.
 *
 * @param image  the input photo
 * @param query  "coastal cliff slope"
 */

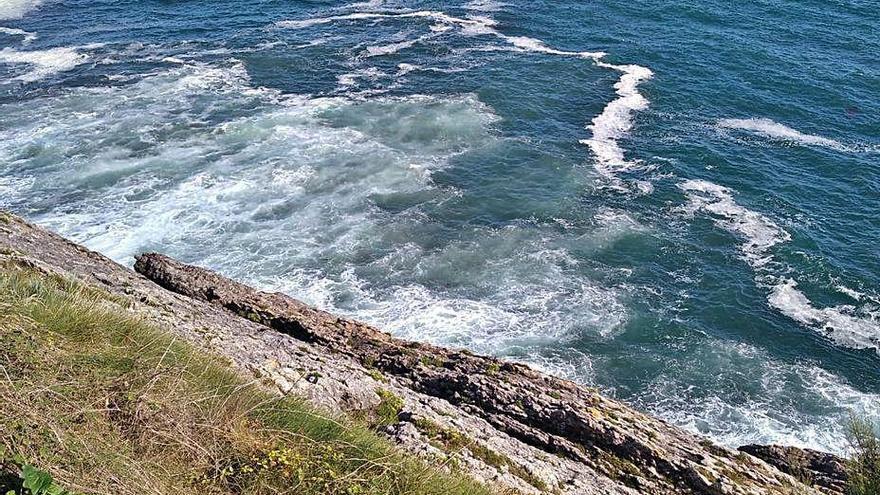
xmin=0 ymin=211 xmax=837 ymax=494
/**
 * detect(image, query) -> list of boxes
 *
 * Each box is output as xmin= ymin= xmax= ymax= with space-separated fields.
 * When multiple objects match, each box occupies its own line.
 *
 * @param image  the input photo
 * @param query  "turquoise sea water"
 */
xmin=1 ymin=0 xmax=878 ymax=453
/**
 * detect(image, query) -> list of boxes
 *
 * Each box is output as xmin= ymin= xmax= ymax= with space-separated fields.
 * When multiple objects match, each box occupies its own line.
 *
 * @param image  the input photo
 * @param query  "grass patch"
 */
xmin=846 ymin=416 xmax=880 ymax=495
xmin=0 ymin=266 xmax=491 ymax=495
xmin=484 ymin=363 xmax=500 ymax=376
xmin=419 ymin=356 xmax=445 ymax=368
xmin=374 ymin=389 xmax=404 ymax=427
xmin=367 ymin=369 xmax=387 ymax=383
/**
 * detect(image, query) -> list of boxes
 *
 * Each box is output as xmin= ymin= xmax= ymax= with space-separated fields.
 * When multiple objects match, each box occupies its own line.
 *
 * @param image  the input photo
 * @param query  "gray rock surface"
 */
xmin=738 ymin=444 xmax=847 ymax=494
xmin=0 ymin=211 xmax=828 ymax=494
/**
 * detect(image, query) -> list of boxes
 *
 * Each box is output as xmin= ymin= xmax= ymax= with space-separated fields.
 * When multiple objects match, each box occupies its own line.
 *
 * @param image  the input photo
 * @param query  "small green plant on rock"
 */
xmin=374 ymin=389 xmax=404 ymax=426
xmin=367 ymin=369 xmax=386 ymax=383
xmin=411 ymin=419 xmax=549 ymax=492
xmin=419 ymin=356 xmax=444 ymax=368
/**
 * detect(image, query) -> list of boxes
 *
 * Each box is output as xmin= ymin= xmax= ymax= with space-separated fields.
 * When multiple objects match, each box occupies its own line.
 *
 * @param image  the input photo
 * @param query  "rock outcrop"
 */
xmin=738 ymin=445 xmax=847 ymax=494
xmin=0 ymin=211 xmax=830 ymax=494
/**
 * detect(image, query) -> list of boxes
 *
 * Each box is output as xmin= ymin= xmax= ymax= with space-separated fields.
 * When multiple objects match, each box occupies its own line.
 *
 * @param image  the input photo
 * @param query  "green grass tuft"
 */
xmin=0 ymin=266 xmax=491 ymax=495
xmin=367 ymin=368 xmax=387 ymax=383
xmin=374 ymin=389 xmax=404 ymax=427
xmin=846 ymin=416 xmax=880 ymax=495
xmin=419 ymin=356 xmax=445 ymax=368
xmin=485 ymin=363 xmax=501 ymax=376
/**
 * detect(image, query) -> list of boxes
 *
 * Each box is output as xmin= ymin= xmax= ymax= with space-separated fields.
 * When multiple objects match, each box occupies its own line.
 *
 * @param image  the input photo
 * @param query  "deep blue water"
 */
xmin=1 ymin=0 xmax=878 ymax=453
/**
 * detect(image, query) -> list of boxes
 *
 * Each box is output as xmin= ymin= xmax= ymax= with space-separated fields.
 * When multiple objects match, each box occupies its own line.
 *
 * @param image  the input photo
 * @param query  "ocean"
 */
xmin=1 ymin=0 xmax=878 ymax=454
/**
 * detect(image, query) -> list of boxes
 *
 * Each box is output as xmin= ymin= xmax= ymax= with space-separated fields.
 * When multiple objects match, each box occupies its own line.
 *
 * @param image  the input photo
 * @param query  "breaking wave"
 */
xmin=0 ymin=59 xmax=627 ymax=358
xmin=642 ymin=341 xmax=880 ymax=454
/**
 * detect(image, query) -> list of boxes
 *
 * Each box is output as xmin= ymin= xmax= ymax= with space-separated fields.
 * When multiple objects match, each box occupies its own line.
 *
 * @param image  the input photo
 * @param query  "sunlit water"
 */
xmin=2 ymin=0 xmax=879 ymax=454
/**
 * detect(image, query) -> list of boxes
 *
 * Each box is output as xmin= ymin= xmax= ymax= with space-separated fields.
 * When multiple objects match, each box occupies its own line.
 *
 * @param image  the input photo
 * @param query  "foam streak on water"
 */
xmin=718 ymin=118 xmax=849 ymax=151
xmin=277 ymin=10 xmax=605 ymax=59
xmin=679 ymin=179 xmax=790 ymax=267
xmin=679 ymin=179 xmax=880 ymax=354
xmin=769 ymin=279 xmax=880 ymax=352
xmin=582 ymin=62 xmax=653 ymax=188
xmin=0 ymin=45 xmax=88 ymax=81
xmin=0 ymin=26 xmax=37 ymax=43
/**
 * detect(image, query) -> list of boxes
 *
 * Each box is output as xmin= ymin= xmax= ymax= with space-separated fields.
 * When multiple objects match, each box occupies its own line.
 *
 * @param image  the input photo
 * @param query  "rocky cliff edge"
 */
xmin=0 ymin=211 xmax=846 ymax=495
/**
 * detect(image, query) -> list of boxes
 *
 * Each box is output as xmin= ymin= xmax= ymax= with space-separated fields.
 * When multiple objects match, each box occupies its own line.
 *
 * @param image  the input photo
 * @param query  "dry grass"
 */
xmin=0 ymin=265 xmax=491 ymax=495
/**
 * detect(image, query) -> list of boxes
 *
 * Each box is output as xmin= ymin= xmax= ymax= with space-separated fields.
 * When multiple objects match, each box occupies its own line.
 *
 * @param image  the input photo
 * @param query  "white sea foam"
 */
xmin=769 ymin=279 xmax=880 ymax=351
xmin=584 ymin=208 xmax=649 ymax=253
xmin=654 ymin=370 xmax=880 ymax=454
xmin=581 ymin=62 xmax=653 ymax=187
xmin=0 ymin=61 xmax=500 ymax=258
xmin=502 ymin=35 xmax=604 ymax=58
xmin=275 ymin=248 xmax=627 ymax=354
xmin=395 ymin=62 xmax=419 ymax=76
xmin=516 ymin=350 xmax=595 ymax=383
xmin=341 ymin=0 xmax=389 ymax=10
xmin=835 ymin=283 xmax=865 ymax=301
xmin=276 ymin=11 xmax=461 ymax=30
xmin=0 ymin=58 xmax=628 ymax=363
xmin=640 ymin=341 xmax=880 ymax=454
xmin=0 ymin=175 xmax=34 ymax=207
xmin=679 ymin=179 xmax=880 ymax=353
xmin=394 ymin=63 xmax=469 ymax=77
xmin=0 ymin=26 xmax=36 ymax=43
xmin=276 ymin=10 xmax=604 ymax=59
xmin=336 ymin=66 xmax=385 ymax=86
xmin=718 ymin=118 xmax=847 ymax=151
xmin=0 ymin=0 xmax=42 ymax=20
xmin=364 ymin=37 xmax=421 ymax=57
xmin=0 ymin=46 xmax=88 ymax=82
xmin=679 ymin=179 xmax=789 ymax=267
xmin=463 ymin=0 xmax=510 ymax=11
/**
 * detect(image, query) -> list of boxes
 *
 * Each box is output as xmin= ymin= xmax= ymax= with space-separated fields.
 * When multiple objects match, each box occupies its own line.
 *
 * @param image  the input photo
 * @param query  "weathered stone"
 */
xmin=738 ymin=444 xmax=848 ymax=494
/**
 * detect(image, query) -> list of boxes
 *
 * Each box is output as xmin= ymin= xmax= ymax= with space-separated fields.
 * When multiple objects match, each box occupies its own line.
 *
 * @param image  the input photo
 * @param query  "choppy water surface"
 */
xmin=2 ymin=0 xmax=879 ymax=453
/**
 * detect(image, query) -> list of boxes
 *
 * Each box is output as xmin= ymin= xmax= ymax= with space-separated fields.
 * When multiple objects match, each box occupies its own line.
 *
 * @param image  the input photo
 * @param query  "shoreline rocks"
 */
xmin=0 ymin=211 xmax=838 ymax=494
xmin=738 ymin=444 xmax=847 ymax=494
